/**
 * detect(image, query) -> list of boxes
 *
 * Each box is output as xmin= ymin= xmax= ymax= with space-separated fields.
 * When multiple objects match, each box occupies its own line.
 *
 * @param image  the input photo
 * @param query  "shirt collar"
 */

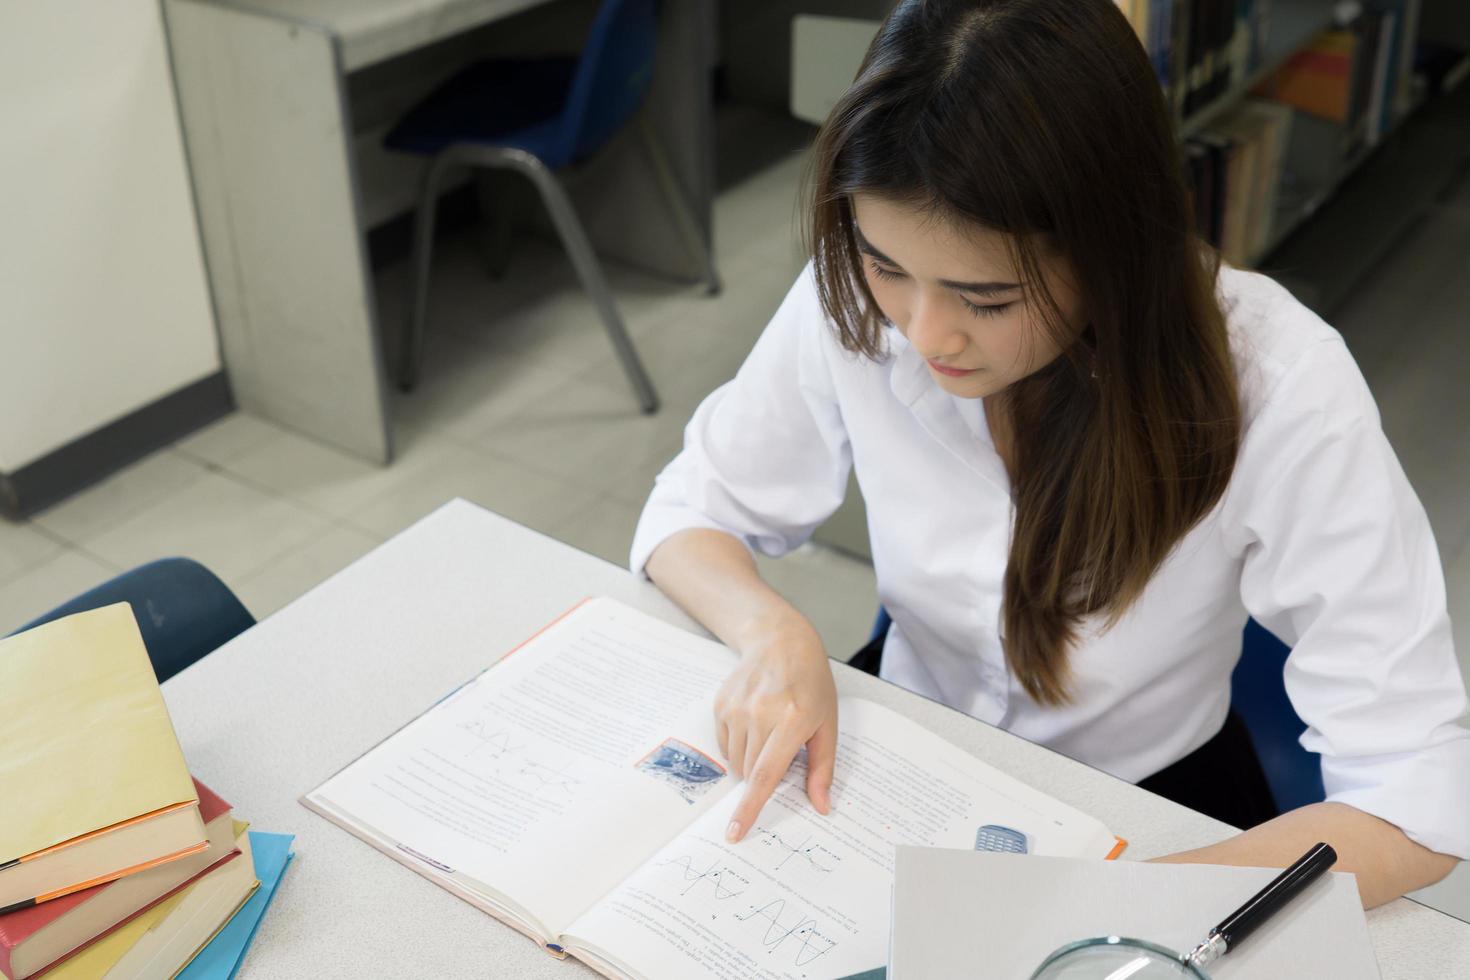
xmin=886 ymin=329 xmax=1012 ymax=496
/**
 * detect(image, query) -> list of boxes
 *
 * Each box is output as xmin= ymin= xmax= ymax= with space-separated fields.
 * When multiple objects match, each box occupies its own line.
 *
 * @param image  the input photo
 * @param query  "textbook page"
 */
xmin=561 ymin=697 xmax=1120 ymax=980
xmin=303 ymin=598 xmax=741 ymax=936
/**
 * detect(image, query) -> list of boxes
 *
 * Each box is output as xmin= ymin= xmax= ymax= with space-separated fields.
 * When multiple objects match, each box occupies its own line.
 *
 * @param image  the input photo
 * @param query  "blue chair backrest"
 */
xmin=557 ymin=0 xmax=659 ymax=164
xmin=10 ymin=557 xmax=255 ymax=684
xmin=870 ymin=608 xmax=1326 ymax=813
xmin=1230 ymin=618 xmax=1326 ymax=812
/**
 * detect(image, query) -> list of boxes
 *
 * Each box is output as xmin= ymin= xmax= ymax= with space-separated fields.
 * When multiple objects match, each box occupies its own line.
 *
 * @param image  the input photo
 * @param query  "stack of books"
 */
xmin=0 ymin=605 xmax=293 ymax=980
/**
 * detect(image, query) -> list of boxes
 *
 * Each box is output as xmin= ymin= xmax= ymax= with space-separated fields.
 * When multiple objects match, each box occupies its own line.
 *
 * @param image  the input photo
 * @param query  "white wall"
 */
xmin=0 ymin=1 xmax=220 ymax=472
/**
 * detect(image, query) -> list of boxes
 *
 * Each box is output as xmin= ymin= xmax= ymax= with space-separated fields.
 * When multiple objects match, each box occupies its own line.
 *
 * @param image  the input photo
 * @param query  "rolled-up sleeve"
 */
xmin=629 ymin=264 xmax=854 ymax=577
xmin=1230 ymin=337 xmax=1470 ymax=858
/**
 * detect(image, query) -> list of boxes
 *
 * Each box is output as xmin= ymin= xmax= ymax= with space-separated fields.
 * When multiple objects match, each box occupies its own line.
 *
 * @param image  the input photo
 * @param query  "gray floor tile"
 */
xmin=0 ymin=519 xmax=65 ymax=588
xmin=390 ymin=330 xmax=571 ymax=447
xmin=233 ymin=522 xmax=385 ymax=620
xmin=377 ymin=230 xmax=709 ymax=391
xmin=714 ymin=148 xmax=812 ymax=269
xmin=223 ymin=426 xmax=412 ymax=519
xmin=600 ymin=428 xmax=686 ymax=508
xmin=340 ymin=441 xmax=595 ymax=541
xmin=1335 ymin=205 xmax=1470 ymax=374
xmin=755 ymin=544 xmax=878 ymax=663
xmin=549 ymin=495 xmax=644 ymax=568
xmin=0 ymin=548 xmax=120 ymax=635
xmin=84 ymin=471 xmax=333 ymax=583
xmin=1350 ymin=253 xmax=1470 ymax=564
xmin=574 ymin=249 xmax=804 ymax=417
xmin=173 ymin=411 xmax=290 ymax=468
xmin=467 ymin=372 xmax=689 ymax=489
xmin=32 ymin=450 xmax=210 ymax=546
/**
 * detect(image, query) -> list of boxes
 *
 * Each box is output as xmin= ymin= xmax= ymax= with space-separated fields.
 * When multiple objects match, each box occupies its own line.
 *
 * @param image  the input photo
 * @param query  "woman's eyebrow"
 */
xmin=852 ymin=223 xmax=897 ymax=265
xmin=852 ymin=223 xmax=1020 ymax=297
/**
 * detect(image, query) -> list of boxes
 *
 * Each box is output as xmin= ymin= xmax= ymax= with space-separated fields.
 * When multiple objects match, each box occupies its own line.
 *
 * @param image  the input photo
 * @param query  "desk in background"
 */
xmin=158 ymin=499 xmax=1470 ymax=977
xmin=164 ymin=0 xmax=717 ymax=465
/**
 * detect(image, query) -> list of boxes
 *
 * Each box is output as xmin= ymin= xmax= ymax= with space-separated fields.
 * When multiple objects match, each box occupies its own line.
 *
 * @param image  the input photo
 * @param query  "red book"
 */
xmin=0 ymin=780 xmax=237 ymax=980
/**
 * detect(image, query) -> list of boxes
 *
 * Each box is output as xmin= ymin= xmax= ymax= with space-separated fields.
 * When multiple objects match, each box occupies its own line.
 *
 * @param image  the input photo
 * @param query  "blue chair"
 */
xmin=10 ymin=558 xmax=255 ymax=684
xmin=866 ymin=610 xmax=1325 ymax=814
xmin=1230 ymin=618 xmax=1326 ymax=813
xmin=386 ymin=0 xmax=719 ymax=405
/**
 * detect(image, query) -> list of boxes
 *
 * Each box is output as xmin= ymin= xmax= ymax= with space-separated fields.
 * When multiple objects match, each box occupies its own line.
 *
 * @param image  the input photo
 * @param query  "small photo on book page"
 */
xmin=636 ymin=738 xmax=728 ymax=805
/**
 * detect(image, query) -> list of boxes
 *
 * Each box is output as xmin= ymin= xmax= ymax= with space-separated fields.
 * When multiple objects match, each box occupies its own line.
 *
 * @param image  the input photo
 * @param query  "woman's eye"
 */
xmin=961 ymin=298 xmax=1014 ymax=319
xmin=868 ymin=261 xmax=905 ymax=282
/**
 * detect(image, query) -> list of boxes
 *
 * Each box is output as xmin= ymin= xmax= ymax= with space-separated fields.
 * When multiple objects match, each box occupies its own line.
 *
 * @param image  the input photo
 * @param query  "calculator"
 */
xmin=974 ymin=824 xmax=1029 ymax=853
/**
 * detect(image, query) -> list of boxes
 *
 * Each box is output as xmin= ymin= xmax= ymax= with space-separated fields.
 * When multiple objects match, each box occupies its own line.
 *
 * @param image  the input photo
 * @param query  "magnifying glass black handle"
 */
xmin=1208 ymin=842 xmax=1337 ymax=954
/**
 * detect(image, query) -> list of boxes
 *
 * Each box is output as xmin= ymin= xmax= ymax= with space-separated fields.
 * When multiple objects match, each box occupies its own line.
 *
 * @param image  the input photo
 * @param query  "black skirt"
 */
xmin=846 ymin=631 xmax=1279 ymax=830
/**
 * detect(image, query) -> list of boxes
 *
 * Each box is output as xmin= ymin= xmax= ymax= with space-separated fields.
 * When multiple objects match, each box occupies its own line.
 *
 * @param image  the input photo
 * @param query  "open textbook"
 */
xmin=302 ymin=597 xmax=1124 ymax=980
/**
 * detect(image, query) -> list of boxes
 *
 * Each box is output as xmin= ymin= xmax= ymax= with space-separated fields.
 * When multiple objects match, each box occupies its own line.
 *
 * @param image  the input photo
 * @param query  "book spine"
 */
xmin=1171 ymin=0 xmax=1194 ymax=119
xmin=1344 ymin=11 xmax=1383 ymax=152
xmin=1186 ymin=0 xmax=1208 ymax=115
xmin=1215 ymin=0 xmax=1236 ymax=100
xmin=1394 ymin=0 xmax=1421 ymax=117
xmin=1369 ymin=11 xmax=1398 ymax=143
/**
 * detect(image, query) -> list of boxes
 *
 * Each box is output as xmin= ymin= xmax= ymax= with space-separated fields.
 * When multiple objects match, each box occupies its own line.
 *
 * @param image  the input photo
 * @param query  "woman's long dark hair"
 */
xmin=806 ymin=0 xmax=1240 ymax=705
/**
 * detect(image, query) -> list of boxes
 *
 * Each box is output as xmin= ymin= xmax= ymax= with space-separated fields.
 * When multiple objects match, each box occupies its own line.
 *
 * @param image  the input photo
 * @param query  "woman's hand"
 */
xmin=716 ymin=609 xmax=838 ymax=843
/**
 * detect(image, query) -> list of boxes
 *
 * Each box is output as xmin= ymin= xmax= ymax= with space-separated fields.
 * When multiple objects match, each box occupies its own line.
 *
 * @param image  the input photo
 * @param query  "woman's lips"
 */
xmin=927 ymin=359 xmax=979 ymax=377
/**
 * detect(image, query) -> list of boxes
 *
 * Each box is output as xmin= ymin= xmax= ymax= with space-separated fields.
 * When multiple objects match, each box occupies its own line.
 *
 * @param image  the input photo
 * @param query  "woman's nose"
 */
xmin=905 ymin=293 xmax=966 ymax=358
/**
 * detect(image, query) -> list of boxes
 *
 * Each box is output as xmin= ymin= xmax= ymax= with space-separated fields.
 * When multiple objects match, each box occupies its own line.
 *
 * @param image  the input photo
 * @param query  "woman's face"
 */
xmin=852 ymin=193 xmax=1085 ymax=400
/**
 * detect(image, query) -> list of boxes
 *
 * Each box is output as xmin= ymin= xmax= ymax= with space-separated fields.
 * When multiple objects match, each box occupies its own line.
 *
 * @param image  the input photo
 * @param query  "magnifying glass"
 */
xmin=1029 ymin=842 xmax=1337 ymax=979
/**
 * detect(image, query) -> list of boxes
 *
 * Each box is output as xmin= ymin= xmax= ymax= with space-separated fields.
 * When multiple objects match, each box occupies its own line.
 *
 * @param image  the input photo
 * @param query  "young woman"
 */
xmin=631 ymin=0 xmax=1469 ymax=907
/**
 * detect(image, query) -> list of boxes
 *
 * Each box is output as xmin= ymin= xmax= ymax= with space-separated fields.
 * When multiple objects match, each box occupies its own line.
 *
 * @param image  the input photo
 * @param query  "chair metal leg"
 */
xmin=538 ymin=171 xmax=660 ymax=413
xmin=637 ymin=114 xmax=722 ymax=296
xmin=408 ymin=145 xmax=658 ymax=413
xmin=475 ymin=172 xmax=516 ymax=280
xmin=458 ymin=146 xmax=658 ymax=414
xmin=401 ymin=155 xmax=456 ymax=393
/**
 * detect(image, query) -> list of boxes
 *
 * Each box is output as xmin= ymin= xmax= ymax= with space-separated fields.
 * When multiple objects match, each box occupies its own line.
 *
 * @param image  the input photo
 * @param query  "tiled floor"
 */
xmin=3 ymin=109 xmax=1468 ymax=918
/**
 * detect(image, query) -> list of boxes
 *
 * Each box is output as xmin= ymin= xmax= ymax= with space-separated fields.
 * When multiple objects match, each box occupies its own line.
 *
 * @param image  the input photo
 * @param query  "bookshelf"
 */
xmin=1178 ymin=0 xmax=1338 ymax=138
xmin=1143 ymin=0 xmax=1438 ymax=270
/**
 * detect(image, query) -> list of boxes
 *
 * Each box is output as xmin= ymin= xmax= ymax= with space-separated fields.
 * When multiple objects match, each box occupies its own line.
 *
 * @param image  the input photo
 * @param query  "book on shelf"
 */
xmin=1255 ymin=27 xmax=1357 ymax=121
xmin=1117 ymin=0 xmax=1254 ymax=116
xmin=302 ymin=597 xmax=1124 ymax=980
xmin=1236 ymin=99 xmax=1295 ymax=257
xmin=0 ymin=781 xmax=237 ymax=980
xmin=1190 ymin=97 xmax=1294 ymax=263
xmin=1391 ymin=0 xmax=1422 ymax=117
xmin=1255 ymin=3 xmax=1420 ymax=149
xmin=0 ymin=605 xmax=206 ymax=918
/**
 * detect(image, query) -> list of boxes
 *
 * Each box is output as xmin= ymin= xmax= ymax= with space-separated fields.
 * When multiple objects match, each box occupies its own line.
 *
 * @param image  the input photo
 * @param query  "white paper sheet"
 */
xmin=890 ymin=850 xmax=1379 ymax=979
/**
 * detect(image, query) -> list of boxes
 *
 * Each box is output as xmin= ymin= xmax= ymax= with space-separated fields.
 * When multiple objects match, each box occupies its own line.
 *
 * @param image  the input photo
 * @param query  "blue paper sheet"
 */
xmin=176 ymin=831 xmax=295 ymax=980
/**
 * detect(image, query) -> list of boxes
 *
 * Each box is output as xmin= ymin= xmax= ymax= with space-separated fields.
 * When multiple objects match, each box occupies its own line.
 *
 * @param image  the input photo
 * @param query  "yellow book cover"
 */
xmin=0 ymin=604 xmax=200 ymax=869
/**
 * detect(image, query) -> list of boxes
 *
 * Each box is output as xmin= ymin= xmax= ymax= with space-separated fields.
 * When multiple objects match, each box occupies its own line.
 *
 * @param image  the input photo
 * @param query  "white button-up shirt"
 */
xmin=630 ymin=263 xmax=1470 ymax=859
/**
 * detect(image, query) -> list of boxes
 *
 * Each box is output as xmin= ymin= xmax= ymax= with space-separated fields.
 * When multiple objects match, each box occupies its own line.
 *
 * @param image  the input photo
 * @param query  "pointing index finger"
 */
xmin=725 ymin=725 xmax=807 ymax=843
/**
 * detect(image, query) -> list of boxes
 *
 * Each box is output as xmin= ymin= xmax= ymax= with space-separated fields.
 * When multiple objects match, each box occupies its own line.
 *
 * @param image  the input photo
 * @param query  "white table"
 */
xmin=160 ymin=499 xmax=1470 ymax=977
xmin=162 ymin=0 xmax=717 ymax=464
